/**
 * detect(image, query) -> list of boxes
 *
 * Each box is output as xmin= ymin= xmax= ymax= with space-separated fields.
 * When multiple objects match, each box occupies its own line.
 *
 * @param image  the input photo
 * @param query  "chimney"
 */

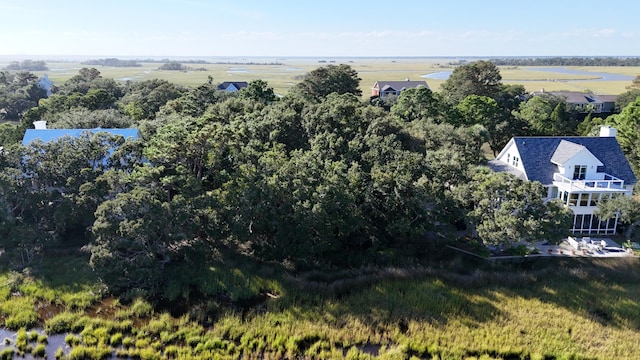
xmin=599 ymin=125 xmax=616 ymax=138
xmin=33 ymin=121 xmax=47 ymax=130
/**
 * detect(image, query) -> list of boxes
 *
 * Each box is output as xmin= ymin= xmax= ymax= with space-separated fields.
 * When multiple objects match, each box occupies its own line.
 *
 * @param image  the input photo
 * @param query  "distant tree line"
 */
xmin=81 ymin=58 xmax=142 ymax=67
xmin=4 ymin=60 xmax=48 ymax=71
xmin=489 ymin=56 xmax=640 ymax=67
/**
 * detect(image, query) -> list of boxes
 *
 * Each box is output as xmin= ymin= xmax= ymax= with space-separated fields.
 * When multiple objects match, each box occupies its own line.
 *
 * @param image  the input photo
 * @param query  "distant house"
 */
xmin=488 ymin=126 xmax=636 ymax=235
xmin=533 ymin=90 xmax=617 ymax=114
xmin=217 ymin=81 xmax=248 ymax=92
xmin=371 ymin=79 xmax=429 ymax=98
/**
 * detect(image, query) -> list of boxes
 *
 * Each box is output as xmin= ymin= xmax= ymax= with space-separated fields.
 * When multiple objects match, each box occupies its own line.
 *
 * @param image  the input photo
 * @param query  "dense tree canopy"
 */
xmin=596 ymin=195 xmax=640 ymax=240
xmin=456 ymin=170 xmax=572 ymax=247
xmin=2 ymin=63 xmax=638 ymax=301
xmin=293 ymin=64 xmax=361 ymax=101
xmin=440 ymin=60 xmax=502 ymax=106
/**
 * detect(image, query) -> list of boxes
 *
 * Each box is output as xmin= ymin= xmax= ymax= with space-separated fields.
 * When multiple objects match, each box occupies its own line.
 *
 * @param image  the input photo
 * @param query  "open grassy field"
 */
xmin=8 ymin=58 xmax=638 ymax=98
xmin=2 ymin=253 xmax=640 ymax=359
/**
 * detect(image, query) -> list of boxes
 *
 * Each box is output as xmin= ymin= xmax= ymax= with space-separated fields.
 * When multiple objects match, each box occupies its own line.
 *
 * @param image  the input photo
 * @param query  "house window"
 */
xmin=569 ymin=193 xmax=579 ymax=206
xmin=590 ymin=193 xmax=599 ymax=206
xmin=579 ymin=193 xmax=589 ymax=207
xmin=573 ymin=165 xmax=587 ymax=180
xmin=512 ymin=156 xmax=519 ymax=167
xmin=574 ymin=214 xmax=584 ymax=231
xmin=550 ymin=186 xmax=558 ymax=198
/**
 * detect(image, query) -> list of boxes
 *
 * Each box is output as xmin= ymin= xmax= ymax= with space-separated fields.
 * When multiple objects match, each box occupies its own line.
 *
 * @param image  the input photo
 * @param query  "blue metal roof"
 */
xmin=512 ymin=136 xmax=636 ymax=185
xmin=22 ymin=128 xmax=139 ymax=146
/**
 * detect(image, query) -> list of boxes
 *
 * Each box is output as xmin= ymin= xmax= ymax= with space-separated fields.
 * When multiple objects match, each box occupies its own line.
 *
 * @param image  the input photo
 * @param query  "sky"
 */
xmin=0 ymin=0 xmax=638 ymax=58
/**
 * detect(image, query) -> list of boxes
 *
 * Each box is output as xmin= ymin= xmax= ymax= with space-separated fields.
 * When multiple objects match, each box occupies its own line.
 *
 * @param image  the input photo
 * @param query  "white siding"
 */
xmin=557 ymin=149 xmax=603 ymax=180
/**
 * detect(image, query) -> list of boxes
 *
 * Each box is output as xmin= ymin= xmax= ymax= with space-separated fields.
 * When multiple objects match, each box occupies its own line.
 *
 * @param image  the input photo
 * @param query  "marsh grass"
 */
xmin=4 ymin=253 xmax=640 ymax=358
xmin=28 ymin=60 xmax=639 ymax=99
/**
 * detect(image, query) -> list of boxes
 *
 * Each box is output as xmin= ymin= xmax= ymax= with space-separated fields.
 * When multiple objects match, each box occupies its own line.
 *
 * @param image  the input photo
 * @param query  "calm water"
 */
xmin=421 ymin=67 xmax=634 ymax=81
xmin=0 ymin=328 xmax=68 ymax=360
xmin=421 ymin=71 xmax=452 ymax=80
xmin=524 ymin=67 xmax=634 ymax=81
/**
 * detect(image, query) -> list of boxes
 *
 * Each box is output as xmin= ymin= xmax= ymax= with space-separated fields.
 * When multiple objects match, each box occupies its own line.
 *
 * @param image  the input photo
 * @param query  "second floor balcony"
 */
xmin=553 ymin=173 xmax=625 ymax=191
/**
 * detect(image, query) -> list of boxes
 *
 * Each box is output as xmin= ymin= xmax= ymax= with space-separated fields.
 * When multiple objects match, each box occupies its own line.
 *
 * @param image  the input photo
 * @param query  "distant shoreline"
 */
xmin=1 ymin=54 xmax=640 ymax=63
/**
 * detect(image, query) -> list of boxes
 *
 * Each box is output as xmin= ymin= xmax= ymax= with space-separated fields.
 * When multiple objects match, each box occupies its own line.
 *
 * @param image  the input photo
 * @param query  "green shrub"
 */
xmin=114 ymin=347 xmax=129 ymax=358
xmin=122 ymin=336 xmax=135 ymax=348
xmin=16 ymin=328 xmax=27 ymax=351
xmin=93 ymin=327 xmax=110 ymax=345
xmin=54 ymin=347 xmax=65 ymax=360
xmin=81 ymin=327 xmax=99 ymax=346
xmin=62 ymin=292 xmax=97 ymax=310
xmin=128 ymin=348 xmax=141 ymax=359
xmin=28 ymin=330 xmax=39 ymax=341
xmin=4 ymin=312 xmax=38 ymax=330
xmin=68 ymin=345 xmax=112 ymax=360
xmin=0 ymin=348 xmax=14 ymax=360
xmin=37 ymin=333 xmax=48 ymax=344
xmin=164 ymin=345 xmax=179 ymax=358
xmin=117 ymin=319 xmax=133 ymax=332
xmin=138 ymin=347 xmax=161 ymax=360
xmin=135 ymin=338 xmax=150 ymax=349
xmin=110 ymin=332 xmax=123 ymax=346
xmin=147 ymin=313 xmax=172 ymax=333
xmin=32 ymin=343 xmax=46 ymax=358
xmin=130 ymin=298 xmax=153 ymax=318
xmin=46 ymin=312 xmax=87 ymax=333
xmin=67 ymin=346 xmax=87 ymax=360
xmin=65 ymin=334 xmax=81 ymax=347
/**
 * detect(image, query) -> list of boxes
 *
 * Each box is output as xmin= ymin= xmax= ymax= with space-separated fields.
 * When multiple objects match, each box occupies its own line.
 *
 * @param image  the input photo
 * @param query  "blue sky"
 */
xmin=0 ymin=0 xmax=638 ymax=58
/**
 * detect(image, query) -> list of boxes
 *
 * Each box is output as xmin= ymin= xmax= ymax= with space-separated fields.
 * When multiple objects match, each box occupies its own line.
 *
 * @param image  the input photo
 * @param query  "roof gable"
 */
xmin=372 ymin=80 xmax=429 ymax=91
xmin=217 ymin=81 xmax=248 ymax=91
xmin=550 ymin=139 xmax=602 ymax=167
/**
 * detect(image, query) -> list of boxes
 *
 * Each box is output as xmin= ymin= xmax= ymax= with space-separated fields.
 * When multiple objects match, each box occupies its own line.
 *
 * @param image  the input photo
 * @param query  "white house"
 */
xmin=488 ymin=126 xmax=636 ymax=235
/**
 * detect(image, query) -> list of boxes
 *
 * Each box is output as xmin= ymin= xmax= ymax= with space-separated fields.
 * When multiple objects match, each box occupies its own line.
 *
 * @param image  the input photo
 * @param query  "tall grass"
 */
xmin=3 ymin=252 xmax=640 ymax=358
xmin=29 ymin=60 xmax=640 ymax=97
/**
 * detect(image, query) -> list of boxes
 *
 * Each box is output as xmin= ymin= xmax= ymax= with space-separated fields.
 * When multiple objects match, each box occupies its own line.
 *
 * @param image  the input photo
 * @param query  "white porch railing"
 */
xmin=553 ymin=173 xmax=625 ymax=190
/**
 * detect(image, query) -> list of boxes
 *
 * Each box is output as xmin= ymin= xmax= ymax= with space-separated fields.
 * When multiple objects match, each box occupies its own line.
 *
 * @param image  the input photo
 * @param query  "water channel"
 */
xmin=421 ymin=67 xmax=634 ymax=82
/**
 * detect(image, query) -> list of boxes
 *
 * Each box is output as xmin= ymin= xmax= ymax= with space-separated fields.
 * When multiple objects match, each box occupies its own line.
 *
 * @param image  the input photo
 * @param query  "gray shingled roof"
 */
xmin=511 ymin=137 xmax=636 ymax=185
xmin=217 ymin=81 xmax=248 ymax=91
xmin=550 ymin=140 xmax=587 ymax=165
xmin=486 ymin=160 xmax=527 ymax=181
xmin=373 ymin=80 xmax=429 ymax=91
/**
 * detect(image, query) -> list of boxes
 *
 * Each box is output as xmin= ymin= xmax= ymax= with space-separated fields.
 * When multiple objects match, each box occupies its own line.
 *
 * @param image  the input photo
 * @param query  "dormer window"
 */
xmin=573 ymin=165 xmax=587 ymax=180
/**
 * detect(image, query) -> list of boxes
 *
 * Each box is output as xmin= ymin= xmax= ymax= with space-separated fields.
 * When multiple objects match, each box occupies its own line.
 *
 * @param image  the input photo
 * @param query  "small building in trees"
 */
xmin=371 ymin=79 xmax=429 ymax=98
xmin=217 ymin=81 xmax=248 ymax=92
xmin=532 ymin=90 xmax=617 ymax=114
xmin=488 ymin=126 xmax=636 ymax=235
